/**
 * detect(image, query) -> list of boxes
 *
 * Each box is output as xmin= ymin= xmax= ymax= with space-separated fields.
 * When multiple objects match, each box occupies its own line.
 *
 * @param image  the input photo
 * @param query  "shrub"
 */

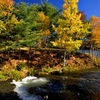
xmin=42 ymin=67 xmax=54 ymax=73
xmin=95 ymin=59 xmax=100 ymax=66
xmin=16 ymin=62 xmax=26 ymax=71
xmin=28 ymin=68 xmax=35 ymax=76
xmin=64 ymin=66 xmax=78 ymax=72
xmin=0 ymin=71 xmax=5 ymax=79
xmin=0 ymin=74 xmax=5 ymax=79
xmin=51 ymin=70 xmax=62 ymax=75
xmin=11 ymin=70 xmax=20 ymax=80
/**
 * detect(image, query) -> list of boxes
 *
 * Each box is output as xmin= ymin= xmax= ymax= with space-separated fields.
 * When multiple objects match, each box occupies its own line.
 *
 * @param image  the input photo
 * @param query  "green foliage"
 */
xmin=39 ymin=2 xmax=61 ymax=47
xmin=0 ymin=74 xmax=5 ymax=79
xmin=28 ymin=68 xmax=35 ymax=76
xmin=11 ymin=70 xmax=20 ymax=80
xmin=0 ymin=0 xmax=96 ymax=80
xmin=16 ymin=62 xmax=26 ymax=71
xmin=13 ymin=2 xmax=28 ymax=20
xmin=0 ymin=20 xmax=6 ymax=33
xmin=12 ymin=3 xmax=42 ymax=49
xmin=0 ymin=71 xmax=5 ymax=79
xmin=51 ymin=70 xmax=62 ymax=75
xmin=0 ymin=1 xmax=61 ymax=50
xmin=95 ymin=59 xmax=100 ymax=66
xmin=0 ymin=0 xmax=22 ymax=50
xmin=64 ymin=66 xmax=78 ymax=72
xmin=42 ymin=67 xmax=54 ymax=73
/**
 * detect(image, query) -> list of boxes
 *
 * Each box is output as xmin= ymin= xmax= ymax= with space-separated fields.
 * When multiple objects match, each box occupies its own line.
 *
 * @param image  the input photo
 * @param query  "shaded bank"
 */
xmin=0 ymin=49 xmax=100 ymax=81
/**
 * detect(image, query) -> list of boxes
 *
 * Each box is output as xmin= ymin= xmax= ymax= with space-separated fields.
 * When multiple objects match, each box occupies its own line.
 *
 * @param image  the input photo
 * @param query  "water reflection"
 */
xmin=79 ymin=50 xmax=100 ymax=58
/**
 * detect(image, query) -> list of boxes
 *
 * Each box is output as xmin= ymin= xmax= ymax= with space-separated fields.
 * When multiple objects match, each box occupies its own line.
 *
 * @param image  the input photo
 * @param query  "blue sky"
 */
xmin=14 ymin=0 xmax=100 ymax=19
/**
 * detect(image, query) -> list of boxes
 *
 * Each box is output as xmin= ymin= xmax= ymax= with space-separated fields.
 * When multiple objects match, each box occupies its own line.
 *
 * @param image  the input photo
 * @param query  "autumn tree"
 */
xmin=86 ymin=16 xmax=100 ymax=59
xmin=0 ymin=0 xmax=21 ymax=50
xmin=38 ymin=1 xmax=62 ymax=47
xmin=51 ymin=0 xmax=90 ymax=69
xmin=90 ymin=16 xmax=100 ymax=48
xmin=0 ymin=0 xmax=14 ymax=17
xmin=80 ymin=11 xmax=86 ymax=22
xmin=14 ymin=1 xmax=61 ymax=48
xmin=0 ymin=0 xmax=22 ymax=62
xmin=0 ymin=0 xmax=14 ymax=33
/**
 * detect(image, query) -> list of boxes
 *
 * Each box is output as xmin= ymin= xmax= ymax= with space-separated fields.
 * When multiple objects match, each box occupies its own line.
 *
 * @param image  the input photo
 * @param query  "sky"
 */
xmin=14 ymin=0 xmax=100 ymax=19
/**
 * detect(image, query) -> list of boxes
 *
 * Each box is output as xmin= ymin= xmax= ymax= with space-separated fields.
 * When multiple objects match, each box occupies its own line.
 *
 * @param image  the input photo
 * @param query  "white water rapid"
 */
xmin=11 ymin=76 xmax=49 ymax=100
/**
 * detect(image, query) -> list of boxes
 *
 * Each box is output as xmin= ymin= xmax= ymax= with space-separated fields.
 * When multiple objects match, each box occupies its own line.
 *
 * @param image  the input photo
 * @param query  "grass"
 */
xmin=0 ymin=71 xmax=6 ymax=81
xmin=10 ymin=70 xmax=20 ymax=81
xmin=0 ymin=64 xmax=99 ymax=81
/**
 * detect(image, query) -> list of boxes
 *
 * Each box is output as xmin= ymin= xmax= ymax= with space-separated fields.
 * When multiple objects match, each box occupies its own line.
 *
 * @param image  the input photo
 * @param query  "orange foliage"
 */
xmin=90 ymin=16 xmax=100 ymax=48
xmin=0 ymin=0 xmax=14 ymax=16
xmin=0 ymin=0 xmax=22 ymax=33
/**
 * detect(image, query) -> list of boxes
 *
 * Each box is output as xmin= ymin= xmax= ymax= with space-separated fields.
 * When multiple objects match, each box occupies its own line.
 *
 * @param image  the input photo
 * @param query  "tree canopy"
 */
xmin=51 ymin=0 xmax=90 ymax=52
xmin=0 ymin=0 xmax=99 ymax=52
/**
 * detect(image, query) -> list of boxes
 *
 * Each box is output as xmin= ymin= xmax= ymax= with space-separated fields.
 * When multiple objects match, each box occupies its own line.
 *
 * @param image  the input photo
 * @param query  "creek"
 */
xmin=1 ymin=68 xmax=100 ymax=100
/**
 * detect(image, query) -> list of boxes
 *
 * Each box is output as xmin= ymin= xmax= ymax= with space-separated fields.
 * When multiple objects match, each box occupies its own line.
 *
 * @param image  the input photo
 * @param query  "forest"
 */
xmin=0 ymin=0 xmax=100 ymax=80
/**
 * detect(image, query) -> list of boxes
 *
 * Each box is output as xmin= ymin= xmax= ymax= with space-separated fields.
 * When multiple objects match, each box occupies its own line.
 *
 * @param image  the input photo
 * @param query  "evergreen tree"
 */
xmin=12 ymin=3 xmax=41 ymax=49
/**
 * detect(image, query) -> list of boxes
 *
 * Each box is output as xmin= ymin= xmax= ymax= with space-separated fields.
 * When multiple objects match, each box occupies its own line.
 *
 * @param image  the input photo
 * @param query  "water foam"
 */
xmin=11 ymin=76 xmax=48 ymax=100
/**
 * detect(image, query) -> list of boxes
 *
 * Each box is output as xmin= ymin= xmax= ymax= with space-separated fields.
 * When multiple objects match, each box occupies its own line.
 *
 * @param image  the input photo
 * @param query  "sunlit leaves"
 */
xmin=0 ymin=0 xmax=14 ymax=16
xmin=90 ymin=16 xmax=100 ymax=48
xmin=0 ymin=0 xmax=22 ymax=49
xmin=0 ymin=0 xmax=21 ymax=33
xmin=51 ymin=0 xmax=90 ymax=52
xmin=0 ymin=20 xmax=6 ymax=33
xmin=37 ymin=11 xmax=50 ymax=47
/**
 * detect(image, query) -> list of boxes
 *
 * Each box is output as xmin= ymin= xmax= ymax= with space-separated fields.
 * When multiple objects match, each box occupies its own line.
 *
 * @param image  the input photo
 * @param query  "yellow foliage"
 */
xmin=0 ymin=20 xmax=6 ymax=33
xmin=6 ymin=15 xmax=22 ymax=32
xmin=0 ymin=0 xmax=22 ymax=33
xmin=51 ymin=0 xmax=90 ymax=52
xmin=37 ymin=12 xmax=51 ymax=47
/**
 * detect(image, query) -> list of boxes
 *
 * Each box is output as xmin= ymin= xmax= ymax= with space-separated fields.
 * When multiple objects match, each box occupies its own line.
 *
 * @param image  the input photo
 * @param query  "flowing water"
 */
xmin=12 ymin=76 xmax=49 ymax=100
xmin=1 ymin=69 xmax=100 ymax=100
